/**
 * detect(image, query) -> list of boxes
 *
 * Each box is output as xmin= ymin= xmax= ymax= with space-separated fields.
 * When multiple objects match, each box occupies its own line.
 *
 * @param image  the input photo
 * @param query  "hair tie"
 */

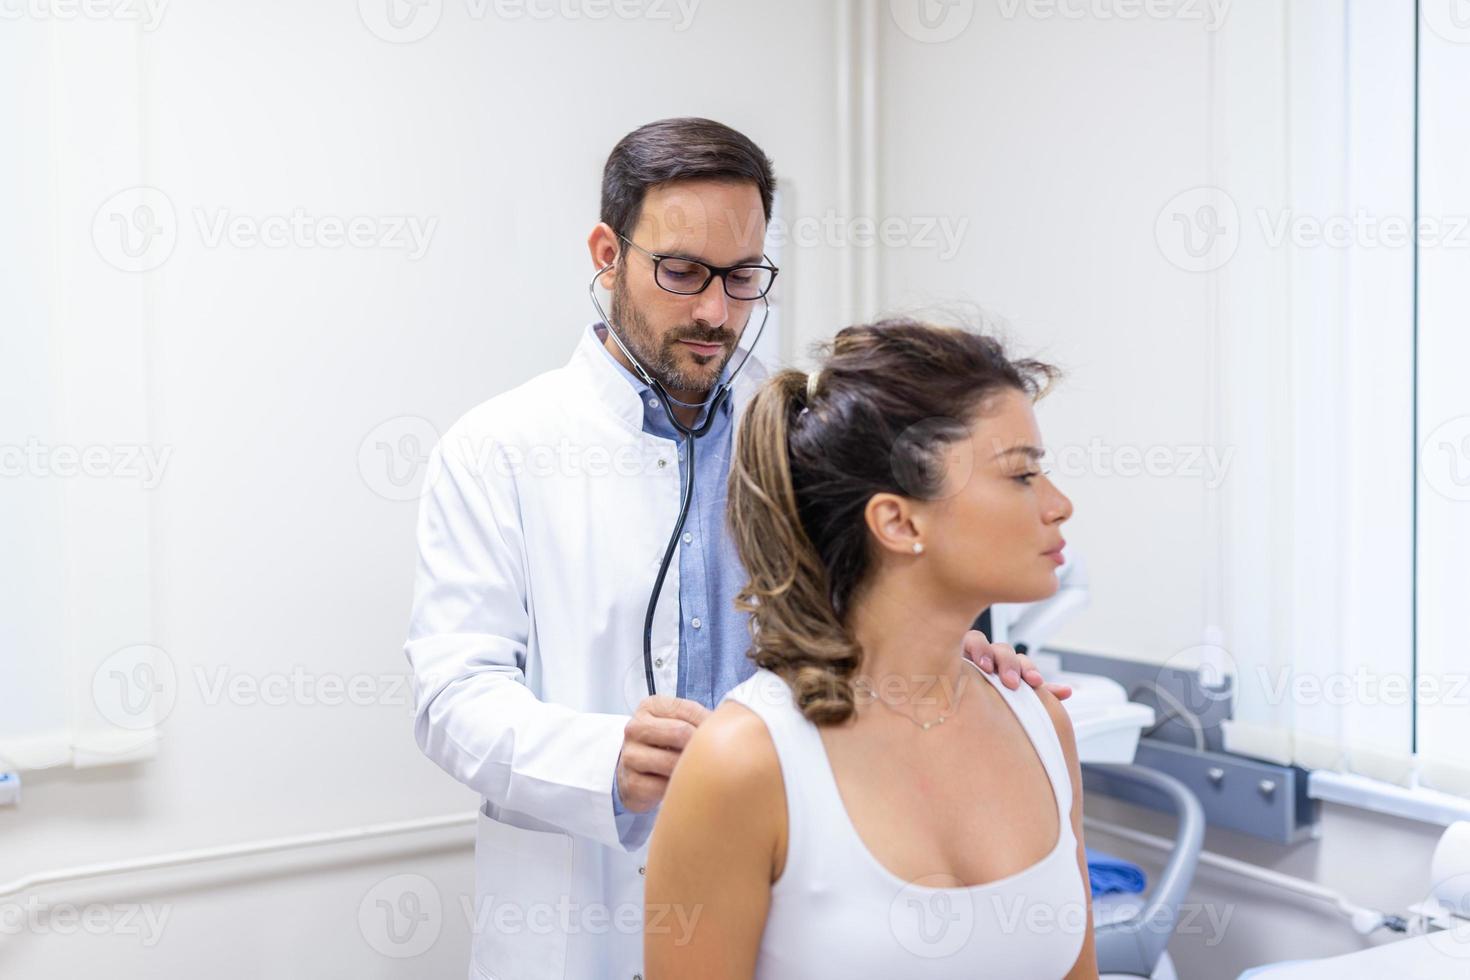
xmin=805 ymin=369 xmax=821 ymax=402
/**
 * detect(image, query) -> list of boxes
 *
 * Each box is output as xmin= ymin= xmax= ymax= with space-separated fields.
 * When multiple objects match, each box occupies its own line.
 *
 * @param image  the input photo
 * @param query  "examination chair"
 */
xmin=1083 ymin=763 xmax=1206 ymax=980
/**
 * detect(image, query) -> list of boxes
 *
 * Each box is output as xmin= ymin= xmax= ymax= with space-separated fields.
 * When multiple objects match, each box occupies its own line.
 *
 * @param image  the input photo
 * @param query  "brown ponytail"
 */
xmin=728 ymin=370 xmax=863 ymax=724
xmin=727 ymin=318 xmax=1058 ymax=725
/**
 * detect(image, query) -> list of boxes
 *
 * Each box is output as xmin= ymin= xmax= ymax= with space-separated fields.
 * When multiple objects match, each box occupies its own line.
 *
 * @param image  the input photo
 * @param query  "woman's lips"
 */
xmin=678 ymin=339 xmax=725 ymax=357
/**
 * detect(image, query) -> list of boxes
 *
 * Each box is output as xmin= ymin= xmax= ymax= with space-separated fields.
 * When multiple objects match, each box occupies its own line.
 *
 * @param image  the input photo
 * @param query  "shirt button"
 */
xmin=654 ymin=657 xmax=663 ymax=668
xmin=691 ymin=617 xmax=702 ymax=629
xmin=682 ymin=532 xmax=692 ymax=544
xmin=647 ymin=397 xmax=657 ymax=408
xmin=657 ymin=458 xmax=667 ymax=468
xmin=639 ymin=865 xmax=646 ymax=876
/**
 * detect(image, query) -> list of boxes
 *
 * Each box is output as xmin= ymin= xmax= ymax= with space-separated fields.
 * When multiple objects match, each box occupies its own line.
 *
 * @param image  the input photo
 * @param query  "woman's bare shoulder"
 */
xmin=677 ymin=698 xmax=784 ymax=794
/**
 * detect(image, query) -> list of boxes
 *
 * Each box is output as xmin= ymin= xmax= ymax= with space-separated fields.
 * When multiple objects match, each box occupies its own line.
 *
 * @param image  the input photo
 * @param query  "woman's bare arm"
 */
xmin=643 ymin=700 xmax=786 ymax=980
xmin=1039 ymin=689 xmax=1100 ymax=980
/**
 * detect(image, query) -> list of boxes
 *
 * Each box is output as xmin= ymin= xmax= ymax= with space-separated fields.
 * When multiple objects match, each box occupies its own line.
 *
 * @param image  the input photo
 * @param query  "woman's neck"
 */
xmin=846 ymin=575 xmax=989 ymax=702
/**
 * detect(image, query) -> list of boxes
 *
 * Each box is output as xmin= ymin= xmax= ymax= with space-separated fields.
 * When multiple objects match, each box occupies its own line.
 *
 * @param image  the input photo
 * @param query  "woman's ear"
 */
xmin=863 ymin=492 xmax=924 ymax=557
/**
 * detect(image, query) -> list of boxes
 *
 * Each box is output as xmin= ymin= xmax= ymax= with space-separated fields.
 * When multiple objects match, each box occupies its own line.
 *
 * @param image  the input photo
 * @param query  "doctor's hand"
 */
xmin=616 ymin=695 xmax=711 ymax=813
xmin=963 ymin=630 xmax=1073 ymax=702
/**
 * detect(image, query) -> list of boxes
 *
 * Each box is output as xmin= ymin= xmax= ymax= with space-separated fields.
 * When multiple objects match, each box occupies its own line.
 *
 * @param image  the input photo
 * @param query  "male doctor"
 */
xmin=404 ymin=117 xmax=1082 ymax=980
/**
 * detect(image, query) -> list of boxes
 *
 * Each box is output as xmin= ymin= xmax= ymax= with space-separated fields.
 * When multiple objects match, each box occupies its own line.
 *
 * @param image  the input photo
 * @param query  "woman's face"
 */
xmin=915 ymin=387 xmax=1073 ymax=606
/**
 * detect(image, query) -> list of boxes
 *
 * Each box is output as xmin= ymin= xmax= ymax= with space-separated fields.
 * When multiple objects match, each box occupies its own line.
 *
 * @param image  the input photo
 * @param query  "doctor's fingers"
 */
xmin=618 ymin=741 xmax=684 ymax=779
xmin=961 ymin=630 xmax=1021 ymax=685
xmin=637 ymin=694 xmax=712 ymax=726
xmin=625 ymin=713 xmax=701 ymax=752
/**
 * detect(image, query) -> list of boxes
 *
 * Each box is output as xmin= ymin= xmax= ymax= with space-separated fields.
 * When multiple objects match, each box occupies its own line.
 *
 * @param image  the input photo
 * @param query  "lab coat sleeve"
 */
xmin=404 ymin=428 xmax=647 ymax=852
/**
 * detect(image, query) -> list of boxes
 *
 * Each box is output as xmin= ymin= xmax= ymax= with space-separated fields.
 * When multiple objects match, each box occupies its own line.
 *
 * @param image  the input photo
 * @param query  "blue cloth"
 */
xmin=592 ymin=324 xmax=757 ymax=816
xmin=1085 ymin=847 xmax=1147 ymax=895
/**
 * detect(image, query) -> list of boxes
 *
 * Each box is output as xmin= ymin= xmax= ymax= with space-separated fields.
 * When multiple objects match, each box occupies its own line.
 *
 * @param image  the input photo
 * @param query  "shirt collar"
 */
xmin=587 ymin=322 xmax=735 ymax=426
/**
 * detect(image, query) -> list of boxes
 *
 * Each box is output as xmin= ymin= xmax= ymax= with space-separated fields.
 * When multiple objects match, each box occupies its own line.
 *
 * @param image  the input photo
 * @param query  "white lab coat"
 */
xmin=405 ymin=323 xmax=767 ymax=980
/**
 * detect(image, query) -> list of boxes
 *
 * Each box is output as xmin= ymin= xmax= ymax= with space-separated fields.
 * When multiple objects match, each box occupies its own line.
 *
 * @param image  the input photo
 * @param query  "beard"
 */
xmin=609 ymin=269 xmax=739 ymax=395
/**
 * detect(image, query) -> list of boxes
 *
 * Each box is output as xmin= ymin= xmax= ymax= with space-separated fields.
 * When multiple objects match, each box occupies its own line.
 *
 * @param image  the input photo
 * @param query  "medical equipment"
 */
xmin=1088 ymin=764 xmax=1205 ymax=979
xmin=1046 ymin=661 xmax=1204 ymax=979
xmin=1234 ymin=820 xmax=1470 ymax=977
xmin=587 ymin=262 xmax=773 ymax=698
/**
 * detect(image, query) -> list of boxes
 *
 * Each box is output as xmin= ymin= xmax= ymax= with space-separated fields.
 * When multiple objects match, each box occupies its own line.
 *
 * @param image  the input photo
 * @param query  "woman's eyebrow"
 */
xmin=990 ymin=445 xmax=1046 ymax=462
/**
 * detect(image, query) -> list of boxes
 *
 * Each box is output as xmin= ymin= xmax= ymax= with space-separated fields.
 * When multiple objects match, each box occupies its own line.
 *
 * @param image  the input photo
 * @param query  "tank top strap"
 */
xmin=719 ymin=668 xmax=827 ymax=880
xmin=965 ymin=659 xmax=1074 ymax=819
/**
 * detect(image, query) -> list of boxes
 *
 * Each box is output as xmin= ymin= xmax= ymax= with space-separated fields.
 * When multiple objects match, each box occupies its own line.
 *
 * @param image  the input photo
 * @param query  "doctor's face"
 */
xmin=603 ymin=180 xmax=767 ymax=396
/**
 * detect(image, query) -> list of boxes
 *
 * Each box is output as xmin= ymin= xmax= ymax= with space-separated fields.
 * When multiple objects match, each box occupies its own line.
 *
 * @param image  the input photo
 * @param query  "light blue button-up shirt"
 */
xmin=591 ymin=324 xmax=758 ymax=815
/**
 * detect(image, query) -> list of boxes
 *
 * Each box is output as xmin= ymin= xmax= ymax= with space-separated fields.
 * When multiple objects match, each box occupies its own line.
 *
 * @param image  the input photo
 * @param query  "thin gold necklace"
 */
xmin=861 ymin=661 xmax=974 ymax=732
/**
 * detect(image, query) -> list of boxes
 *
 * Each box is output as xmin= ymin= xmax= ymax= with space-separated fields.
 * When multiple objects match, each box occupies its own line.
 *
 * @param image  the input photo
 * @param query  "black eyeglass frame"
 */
xmin=617 ymin=234 xmax=780 ymax=300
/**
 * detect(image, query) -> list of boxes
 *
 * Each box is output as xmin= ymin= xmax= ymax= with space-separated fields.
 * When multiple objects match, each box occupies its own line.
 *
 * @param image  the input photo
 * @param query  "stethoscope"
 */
xmin=588 ymin=261 xmax=773 ymax=698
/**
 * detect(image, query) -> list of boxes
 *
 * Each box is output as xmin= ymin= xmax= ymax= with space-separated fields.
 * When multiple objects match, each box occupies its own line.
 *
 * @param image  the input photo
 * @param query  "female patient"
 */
xmin=644 ymin=319 xmax=1098 ymax=979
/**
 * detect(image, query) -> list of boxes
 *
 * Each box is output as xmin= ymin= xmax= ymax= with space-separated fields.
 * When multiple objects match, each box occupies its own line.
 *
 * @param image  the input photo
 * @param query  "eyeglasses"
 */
xmin=618 ymin=235 xmax=779 ymax=301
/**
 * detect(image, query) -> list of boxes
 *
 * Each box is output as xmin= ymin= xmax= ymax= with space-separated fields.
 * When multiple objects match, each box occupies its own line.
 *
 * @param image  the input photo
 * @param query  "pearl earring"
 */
xmin=912 ymin=542 xmax=924 ymax=555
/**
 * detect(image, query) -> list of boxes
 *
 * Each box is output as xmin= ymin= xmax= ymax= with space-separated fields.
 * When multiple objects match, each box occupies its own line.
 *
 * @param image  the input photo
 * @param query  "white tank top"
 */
xmin=721 ymin=660 xmax=1088 ymax=979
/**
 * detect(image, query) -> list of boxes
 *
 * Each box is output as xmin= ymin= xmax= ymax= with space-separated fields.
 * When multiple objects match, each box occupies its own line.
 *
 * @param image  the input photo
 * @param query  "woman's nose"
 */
xmin=1042 ymin=475 xmax=1073 ymax=524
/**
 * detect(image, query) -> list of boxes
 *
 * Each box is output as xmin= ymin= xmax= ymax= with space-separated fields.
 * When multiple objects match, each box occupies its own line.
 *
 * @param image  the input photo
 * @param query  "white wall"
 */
xmin=878 ymin=5 xmax=1220 ymax=665
xmin=0 ymin=2 xmax=844 ymax=975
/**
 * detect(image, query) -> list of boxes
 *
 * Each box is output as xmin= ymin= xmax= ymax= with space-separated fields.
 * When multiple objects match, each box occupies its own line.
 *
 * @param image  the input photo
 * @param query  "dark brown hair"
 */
xmin=727 ymin=318 xmax=1058 ymax=724
xmin=600 ymin=117 xmax=776 ymax=243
